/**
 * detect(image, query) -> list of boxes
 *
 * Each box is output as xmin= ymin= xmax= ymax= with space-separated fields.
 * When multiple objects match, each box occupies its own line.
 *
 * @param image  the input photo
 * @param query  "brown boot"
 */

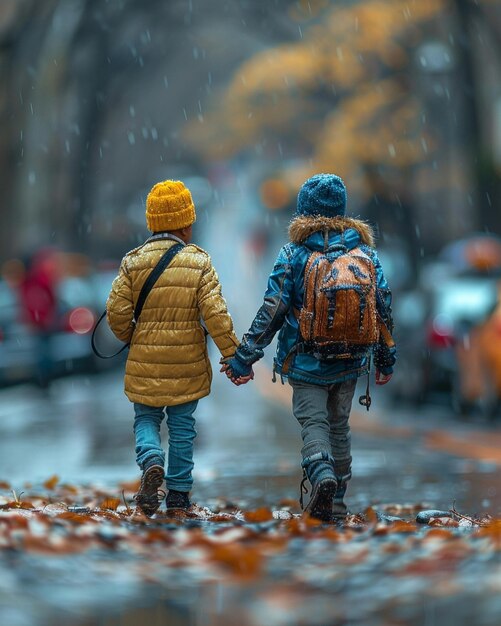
xmin=134 ymin=464 xmax=165 ymax=516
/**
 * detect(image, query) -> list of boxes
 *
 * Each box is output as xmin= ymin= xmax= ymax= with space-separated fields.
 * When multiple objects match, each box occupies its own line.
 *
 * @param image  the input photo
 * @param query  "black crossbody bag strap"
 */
xmin=91 ymin=242 xmax=184 ymax=359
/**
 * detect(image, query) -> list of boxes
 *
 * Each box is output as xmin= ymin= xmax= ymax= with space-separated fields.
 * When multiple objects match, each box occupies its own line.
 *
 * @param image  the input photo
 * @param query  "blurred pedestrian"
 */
xmin=107 ymin=180 xmax=240 ymax=516
xmin=222 ymin=174 xmax=396 ymax=521
xmin=18 ymin=248 xmax=60 ymax=388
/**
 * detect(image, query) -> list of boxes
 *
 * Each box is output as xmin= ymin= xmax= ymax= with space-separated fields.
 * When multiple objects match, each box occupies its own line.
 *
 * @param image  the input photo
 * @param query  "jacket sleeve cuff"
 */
xmin=235 ymin=342 xmax=264 ymax=365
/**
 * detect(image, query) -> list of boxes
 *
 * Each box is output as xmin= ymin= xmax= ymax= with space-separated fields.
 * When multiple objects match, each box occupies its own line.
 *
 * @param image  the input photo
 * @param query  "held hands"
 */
xmin=375 ymin=369 xmax=393 ymax=386
xmin=220 ymin=355 xmax=254 ymax=386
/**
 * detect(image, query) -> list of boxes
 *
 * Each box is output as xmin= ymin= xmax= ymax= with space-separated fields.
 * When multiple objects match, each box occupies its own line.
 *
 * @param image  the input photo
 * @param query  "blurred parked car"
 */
xmin=0 ymin=266 xmax=125 ymax=388
xmin=390 ymin=240 xmax=501 ymax=418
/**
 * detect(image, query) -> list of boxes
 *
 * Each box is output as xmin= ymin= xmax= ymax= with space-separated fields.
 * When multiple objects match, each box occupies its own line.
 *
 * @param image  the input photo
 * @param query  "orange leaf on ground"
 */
xmin=423 ymin=528 xmax=455 ymax=540
xmin=60 ymin=484 xmax=79 ymax=495
xmin=1 ymin=501 xmax=35 ymax=510
xmin=244 ymin=508 xmax=274 ymax=523
xmin=363 ymin=507 xmax=378 ymax=525
xmin=100 ymin=498 xmax=121 ymax=511
xmin=477 ymin=518 xmax=501 ymax=547
xmin=303 ymin=514 xmax=323 ymax=528
xmin=399 ymin=556 xmax=459 ymax=576
xmin=56 ymin=512 xmax=97 ymax=524
xmin=429 ymin=517 xmax=459 ymax=527
xmin=143 ymin=530 xmax=174 ymax=545
xmin=209 ymin=543 xmax=264 ymax=579
xmin=0 ymin=512 xmax=30 ymax=528
xmin=387 ymin=521 xmax=418 ymax=533
xmin=43 ymin=475 xmax=59 ymax=490
xmin=23 ymin=534 xmax=90 ymax=555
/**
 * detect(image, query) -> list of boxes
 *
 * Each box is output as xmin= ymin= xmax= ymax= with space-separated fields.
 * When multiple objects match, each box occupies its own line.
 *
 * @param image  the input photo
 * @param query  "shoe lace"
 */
xmin=299 ymin=469 xmax=309 ymax=510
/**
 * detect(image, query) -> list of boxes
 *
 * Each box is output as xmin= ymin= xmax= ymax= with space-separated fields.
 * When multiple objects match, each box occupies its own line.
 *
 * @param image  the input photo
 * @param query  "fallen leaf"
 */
xmin=0 ymin=500 xmax=35 ymax=510
xmin=429 ymin=517 xmax=459 ymax=528
xmin=43 ymin=475 xmax=59 ymax=490
xmin=244 ymin=508 xmax=274 ymax=523
xmin=209 ymin=543 xmax=263 ymax=579
xmin=99 ymin=498 xmax=121 ymax=511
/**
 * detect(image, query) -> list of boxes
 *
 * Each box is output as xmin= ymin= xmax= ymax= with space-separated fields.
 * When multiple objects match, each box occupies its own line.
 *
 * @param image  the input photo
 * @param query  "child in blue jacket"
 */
xmin=223 ymin=174 xmax=396 ymax=521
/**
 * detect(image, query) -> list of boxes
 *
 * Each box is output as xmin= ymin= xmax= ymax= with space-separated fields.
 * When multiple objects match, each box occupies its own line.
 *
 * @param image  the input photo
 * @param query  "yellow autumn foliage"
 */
xmin=184 ymin=0 xmax=467 ymax=193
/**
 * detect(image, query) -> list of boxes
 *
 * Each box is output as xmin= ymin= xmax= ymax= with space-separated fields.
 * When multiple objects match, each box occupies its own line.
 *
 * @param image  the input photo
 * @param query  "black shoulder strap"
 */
xmin=91 ymin=242 xmax=184 ymax=359
xmin=133 ymin=242 xmax=184 ymax=323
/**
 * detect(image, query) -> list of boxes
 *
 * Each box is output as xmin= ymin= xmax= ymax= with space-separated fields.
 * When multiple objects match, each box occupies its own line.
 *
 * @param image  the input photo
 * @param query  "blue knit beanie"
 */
xmin=296 ymin=174 xmax=347 ymax=217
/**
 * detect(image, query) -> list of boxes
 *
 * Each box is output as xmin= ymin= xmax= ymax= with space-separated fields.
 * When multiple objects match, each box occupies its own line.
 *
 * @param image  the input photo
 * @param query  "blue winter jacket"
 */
xmin=235 ymin=215 xmax=396 ymax=386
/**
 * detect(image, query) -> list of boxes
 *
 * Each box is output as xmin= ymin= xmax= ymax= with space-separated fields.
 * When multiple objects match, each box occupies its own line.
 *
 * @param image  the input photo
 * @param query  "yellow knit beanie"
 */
xmin=145 ymin=180 xmax=196 ymax=232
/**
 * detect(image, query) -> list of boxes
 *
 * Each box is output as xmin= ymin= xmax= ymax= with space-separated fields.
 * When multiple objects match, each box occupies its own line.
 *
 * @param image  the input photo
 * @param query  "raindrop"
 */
xmin=298 ymin=25 xmax=303 ymax=39
xmin=193 ymin=47 xmax=199 ymax=60
xmin=151 ymin=127 xmax=158 ymax=140
xmin=164 ymin=76 xmax=169 ymax=89
xmin=65 ymin=140 xmax=71 ymax=154
xmin=127 ymin=131 xmax=136 ymax=145
xmin=129 ymin=105 xmax=136 ymax=117
xmin=28 ymin=171 xmax=36 ymax=185
xmin=388 ymin=144 xmax=396 ymax=158
xmin=142 ymin=127 xmax=148 ymax=139
xmin=420 ymin=137 xmax=428 ymax=153
xmin=486 ymin=192 xmax=491 ymax=207
xmin=183 ymin=108 xmax=188 ymax=121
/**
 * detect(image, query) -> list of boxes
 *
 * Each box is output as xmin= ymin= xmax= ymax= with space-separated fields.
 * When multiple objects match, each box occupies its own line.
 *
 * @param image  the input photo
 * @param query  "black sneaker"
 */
xmin=165 ymin=489 xmax=191 ymax=511
xmin=134 ymin=464 xmax=165 ymax=517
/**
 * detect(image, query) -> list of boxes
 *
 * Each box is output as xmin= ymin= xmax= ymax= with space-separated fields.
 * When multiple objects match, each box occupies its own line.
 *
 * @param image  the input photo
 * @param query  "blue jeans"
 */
xmin=133 ymin=400 xmax=198 ymax=492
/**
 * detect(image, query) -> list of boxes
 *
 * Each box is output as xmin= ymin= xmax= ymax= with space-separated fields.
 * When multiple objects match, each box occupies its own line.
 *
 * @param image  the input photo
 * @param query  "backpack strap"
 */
xmin=91 ymin=242 xmax=184 ymax=359
xmin=133 ymin=242 xmax=184 ymax=324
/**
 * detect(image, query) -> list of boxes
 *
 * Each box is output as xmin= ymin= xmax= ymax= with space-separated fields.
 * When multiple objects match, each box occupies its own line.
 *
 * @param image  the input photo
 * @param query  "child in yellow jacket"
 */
xmin=107 ymin=180 xmax=239 ymax=515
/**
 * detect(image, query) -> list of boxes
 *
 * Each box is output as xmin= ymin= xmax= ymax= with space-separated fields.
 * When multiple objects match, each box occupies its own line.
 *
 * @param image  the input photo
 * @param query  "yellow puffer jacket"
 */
xmin=106 ymin=238 xmax=239 ymax=407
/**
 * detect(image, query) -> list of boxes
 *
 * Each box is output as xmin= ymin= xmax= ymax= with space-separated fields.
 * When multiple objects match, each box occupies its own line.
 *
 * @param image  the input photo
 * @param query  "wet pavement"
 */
xmin=0 ymin=366 xmax=499 ymax=626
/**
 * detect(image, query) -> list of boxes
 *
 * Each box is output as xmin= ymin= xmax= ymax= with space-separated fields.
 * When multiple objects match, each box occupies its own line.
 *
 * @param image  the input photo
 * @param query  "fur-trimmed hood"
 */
xmin=288 ymin=215 xmax=375 ymax=248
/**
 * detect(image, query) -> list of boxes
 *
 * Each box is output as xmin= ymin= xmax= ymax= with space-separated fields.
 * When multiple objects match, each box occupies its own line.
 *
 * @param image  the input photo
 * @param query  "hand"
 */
xmin=375 ymin=369 xmax=392 ymax=385
xmin=220 ymin=361 xmax=254 ymax=386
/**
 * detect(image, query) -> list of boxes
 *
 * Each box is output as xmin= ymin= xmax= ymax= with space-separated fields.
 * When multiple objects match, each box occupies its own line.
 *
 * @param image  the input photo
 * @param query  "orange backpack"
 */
xmin=299 ymin=246 xmax=379 ymax=358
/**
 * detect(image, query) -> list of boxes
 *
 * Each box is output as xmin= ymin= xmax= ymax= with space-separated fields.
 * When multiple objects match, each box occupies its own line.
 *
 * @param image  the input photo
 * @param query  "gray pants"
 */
xmin=290 ymin=378 xmax=357 ymax=480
